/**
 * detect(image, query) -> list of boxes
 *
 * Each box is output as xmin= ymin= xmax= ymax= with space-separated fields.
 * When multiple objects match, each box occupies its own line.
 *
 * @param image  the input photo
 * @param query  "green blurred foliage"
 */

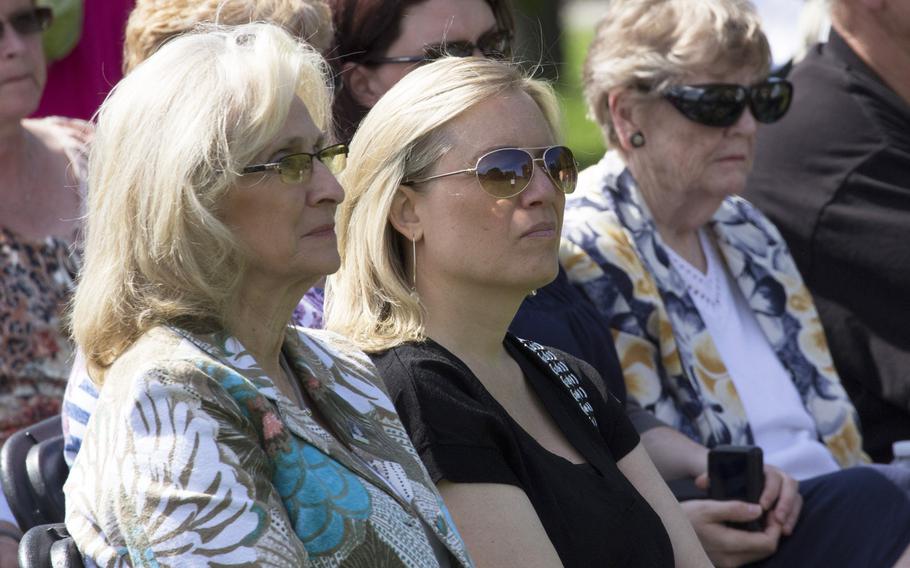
xmin=511 ymin=0 xmax=604 ymax=168
xmin=557 ymin=27 xmax=605 ymax=169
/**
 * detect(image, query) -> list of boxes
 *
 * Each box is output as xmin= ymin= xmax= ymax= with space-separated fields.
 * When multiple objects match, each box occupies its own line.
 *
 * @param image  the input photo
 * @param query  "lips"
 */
xmin=303 ymin=223 xmax=336 ymax=238
xmin=520 ymin=221 xmax=557 ymax=239
xmin=0 ymin=73 xmax=33 ymax=86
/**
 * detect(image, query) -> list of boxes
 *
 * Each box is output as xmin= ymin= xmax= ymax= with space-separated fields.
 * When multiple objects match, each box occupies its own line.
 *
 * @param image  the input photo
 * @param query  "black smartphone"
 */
xmin=708 ymin=445 xmax=765 ymax=532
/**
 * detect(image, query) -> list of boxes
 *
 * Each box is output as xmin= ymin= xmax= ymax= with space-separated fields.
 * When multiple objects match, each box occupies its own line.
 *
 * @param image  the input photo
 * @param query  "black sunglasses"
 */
xmin=367 ymin=30 xmax=512 ymax=65
xmin=241 ymin=143 xmax=348 ymax=184
xmin=662 ymin=78 xmax=794 ymax=127
xmin=403 ymin=145 xmax=578 ymax=199
xmin=0 ymin=6 xmax=52 ymax=42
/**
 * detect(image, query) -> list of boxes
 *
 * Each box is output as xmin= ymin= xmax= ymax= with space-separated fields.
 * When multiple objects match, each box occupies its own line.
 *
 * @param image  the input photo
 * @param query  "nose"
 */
xmin=307 ymin=160 xmax=345 ymax=206
xmin=518 ymin=160 xmax=563 ymax=208
xmin=729 ymin=105 xmax=758 ymax=137
xmin=0 ymin=22 xmax=28 ymax=58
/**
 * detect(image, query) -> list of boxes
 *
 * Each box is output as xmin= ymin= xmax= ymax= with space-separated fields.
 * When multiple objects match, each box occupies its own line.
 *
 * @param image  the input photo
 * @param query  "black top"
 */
xmin=510 ymin=266 xmax=665 ymax=435
xmin=372 ymin=335 xmax=674 ymax=568
xmin=745 ymin=31 xmax=910 ymax=462
xmin=510 ymin=267 xmax=627 ymax=402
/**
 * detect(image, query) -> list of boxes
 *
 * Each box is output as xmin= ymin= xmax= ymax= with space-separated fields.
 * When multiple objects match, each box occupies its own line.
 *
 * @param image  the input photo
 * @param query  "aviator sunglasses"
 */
xmin=241 ymin=143 xmax=348 ymax=184
xmin=403 ymin=145 xmax=578 ymax=199
xmin=0 ymin=6 xmax=53 ymax=42
xmin=661 ymin=77 xmax=794 ymax=128
xmin=367 ymin=30 xmax=512 ymax=65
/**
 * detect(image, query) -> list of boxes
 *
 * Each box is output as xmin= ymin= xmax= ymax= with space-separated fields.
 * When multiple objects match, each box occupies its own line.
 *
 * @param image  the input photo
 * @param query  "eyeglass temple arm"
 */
xmin=241 ymin=163 xmax=281 ymax=174
xmin=404 ymin=168 xmax=476 ymax=185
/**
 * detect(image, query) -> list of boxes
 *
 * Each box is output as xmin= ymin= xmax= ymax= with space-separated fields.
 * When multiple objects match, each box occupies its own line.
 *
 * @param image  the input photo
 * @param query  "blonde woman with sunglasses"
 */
xmin=65 ymin=24 xmax=474 ymax=567
xmin=325 ymin=57 xmax=710 ymax=568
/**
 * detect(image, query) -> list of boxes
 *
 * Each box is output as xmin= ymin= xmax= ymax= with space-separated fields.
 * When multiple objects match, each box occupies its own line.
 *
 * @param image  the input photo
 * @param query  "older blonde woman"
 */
xmin=561 ymin=0 xmax=910 ymax=566
xmin=62 ymin=0 xmax=334 ymax=466
xmin=64 ymin=24 xmax=472 ymax=567
xmin=326 ymin=57 xmax=711 ymax=568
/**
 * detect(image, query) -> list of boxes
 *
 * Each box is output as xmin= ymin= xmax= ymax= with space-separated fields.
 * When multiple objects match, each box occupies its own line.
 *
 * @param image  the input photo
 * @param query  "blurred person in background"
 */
xmin=747 ymin=0 xmax=910 ymax=463
xmin=31 ymin=0 xmax=133 ymax=120
xmin=560 ymin=0 xmax=910 ymax=565
xmin=327 ymin=0 xmax=514 ymax=141
xmin=64 ymin=23 xmax=473 ymax=566
xmin=0 ymin=0 xmax=89 ymax=560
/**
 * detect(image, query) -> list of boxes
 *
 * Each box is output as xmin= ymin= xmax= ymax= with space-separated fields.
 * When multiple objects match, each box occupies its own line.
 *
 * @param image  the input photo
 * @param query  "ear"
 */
xmin=608 ymin=89 xmax=644 ymax=153
xmin=343 ymin=62 xmax=386 ymax=108
xmin=388 ymin=186 xmax=423 ymax=241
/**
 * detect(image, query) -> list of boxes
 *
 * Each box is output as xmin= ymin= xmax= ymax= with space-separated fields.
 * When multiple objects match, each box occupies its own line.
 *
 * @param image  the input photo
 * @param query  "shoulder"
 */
xmin=512 ymin=337 xmax=611 ymax=400
xmin=566 ymin=152 xmax=625 ymax=214
xmin=292 ymin=326 xmax=375 ymax=370
xmin=23 ymin=117 xmax=92 ymax=184
xmin=370 ymin=341 xmax=469 ymax=396
xmin=717 ymin=196 xmax=787 ymax=244
xmin=101 ymin=327 xmax=249 ymax=422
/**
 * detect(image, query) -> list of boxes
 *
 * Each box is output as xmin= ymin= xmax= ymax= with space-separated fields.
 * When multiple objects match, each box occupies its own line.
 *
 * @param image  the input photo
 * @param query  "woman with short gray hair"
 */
xmin=563 ymin=0 xmax=910 ymax=566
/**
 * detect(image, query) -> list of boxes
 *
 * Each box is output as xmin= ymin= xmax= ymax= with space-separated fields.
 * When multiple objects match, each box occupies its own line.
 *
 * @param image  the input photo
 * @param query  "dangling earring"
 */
xmin=630 ymin=131 xmax=646 ymax=148
xmin=410 ymin=235 xmax=418 ymax=298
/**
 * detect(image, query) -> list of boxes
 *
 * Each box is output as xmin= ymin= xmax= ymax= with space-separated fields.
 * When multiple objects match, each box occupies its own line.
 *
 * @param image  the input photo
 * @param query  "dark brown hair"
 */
xmin=326 ymin=0 xmax=514 ymax=140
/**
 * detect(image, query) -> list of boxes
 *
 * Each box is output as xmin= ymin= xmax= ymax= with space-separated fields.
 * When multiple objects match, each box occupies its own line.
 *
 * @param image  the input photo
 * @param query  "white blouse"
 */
xmin=667 ymin=230 xmax=839 ymax=480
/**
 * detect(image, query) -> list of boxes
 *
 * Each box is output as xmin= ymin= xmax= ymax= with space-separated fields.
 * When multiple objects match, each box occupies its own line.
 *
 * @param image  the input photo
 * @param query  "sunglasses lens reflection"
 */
xmin=476 ymin=148 xmax=533 ymax=198
xmin=545 ymin=146 xmax=578 ymax=194
xmin=751 ymin=81 xmax=793 ymax=124
xmin=668 ymin=79 xmax=793 ymax=127
xmin=474 ymin=147 xmax=578 ymax=198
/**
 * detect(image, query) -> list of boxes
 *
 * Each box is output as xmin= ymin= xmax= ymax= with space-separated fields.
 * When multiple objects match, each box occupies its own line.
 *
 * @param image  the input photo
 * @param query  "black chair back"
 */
xmin=19 ymin=523 xmax=82 ymax=568
xmin=0 ymin=416 xmax=68 ymax=529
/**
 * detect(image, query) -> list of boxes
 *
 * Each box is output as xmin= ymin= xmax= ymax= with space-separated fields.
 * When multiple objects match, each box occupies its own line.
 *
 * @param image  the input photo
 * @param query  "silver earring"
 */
xmin=410 ymin=235 xmax=418 ymax=298
xmin=630 ymin=132 xmax=645 ymax=148
xmin=529 ymin=289 xmax=538 ymax=297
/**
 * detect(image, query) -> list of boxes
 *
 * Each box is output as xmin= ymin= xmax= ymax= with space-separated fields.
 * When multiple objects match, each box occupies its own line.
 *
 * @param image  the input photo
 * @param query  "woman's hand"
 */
xmin=756 ymin=465 xmax=801 ymax=535
xmin=684 ymin=464 xmax=802 ymax=566
xmin=680 ymin=499 xmax=780 ymax=567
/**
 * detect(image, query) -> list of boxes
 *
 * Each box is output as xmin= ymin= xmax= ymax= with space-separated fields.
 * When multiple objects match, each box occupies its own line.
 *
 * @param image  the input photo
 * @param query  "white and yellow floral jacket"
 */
xmin=561 ymin=152 xmax=867 ymax=467
xmin=64 ymin=325 xmax=473 ymax=567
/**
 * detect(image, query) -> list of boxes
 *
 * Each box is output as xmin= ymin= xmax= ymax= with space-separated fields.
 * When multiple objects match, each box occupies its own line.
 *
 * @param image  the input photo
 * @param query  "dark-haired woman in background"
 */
xmin=327 ymin=0 xmax=514 ymax=140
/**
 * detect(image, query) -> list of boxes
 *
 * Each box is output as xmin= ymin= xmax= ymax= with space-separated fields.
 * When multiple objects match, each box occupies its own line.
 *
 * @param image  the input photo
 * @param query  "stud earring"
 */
xmin=630 ymin=132 xmax=646 ymax=148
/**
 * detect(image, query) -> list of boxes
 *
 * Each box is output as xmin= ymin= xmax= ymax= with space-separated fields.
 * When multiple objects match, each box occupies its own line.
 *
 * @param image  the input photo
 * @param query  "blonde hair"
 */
xmin=122 ymin=0 xmax=334 ymax=73
xmin=584 ymin=0 xmax=771 ymax=145
xmin=72 ymin=23 xmax=333 ymax=380
xmin=325 ymin=57 xmax=561 ymax=353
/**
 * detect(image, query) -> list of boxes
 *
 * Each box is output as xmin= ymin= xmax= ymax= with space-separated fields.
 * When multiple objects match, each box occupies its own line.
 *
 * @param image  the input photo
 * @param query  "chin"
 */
xmin=525 ymin=259 xmax=560 ymax=291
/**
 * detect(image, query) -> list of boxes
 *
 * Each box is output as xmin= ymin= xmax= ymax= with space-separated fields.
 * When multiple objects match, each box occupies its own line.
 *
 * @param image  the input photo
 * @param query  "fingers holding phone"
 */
xmin=760 ymin=464 xmax=802 ymax=535
xmin=680 ymin=499 xmax=780 ymax=567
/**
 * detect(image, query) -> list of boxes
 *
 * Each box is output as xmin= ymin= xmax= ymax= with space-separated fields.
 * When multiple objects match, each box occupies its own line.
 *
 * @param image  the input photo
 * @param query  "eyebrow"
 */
xmin=267 ymin=133 xmax=325 ymax=157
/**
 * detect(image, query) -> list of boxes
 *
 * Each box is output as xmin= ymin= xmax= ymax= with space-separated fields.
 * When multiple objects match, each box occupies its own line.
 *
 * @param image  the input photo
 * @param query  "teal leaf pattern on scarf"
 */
xmin=204 ymin=361 xmax=372 ymax=557
xmin=274 ymin=442 xmax=371 ymax=555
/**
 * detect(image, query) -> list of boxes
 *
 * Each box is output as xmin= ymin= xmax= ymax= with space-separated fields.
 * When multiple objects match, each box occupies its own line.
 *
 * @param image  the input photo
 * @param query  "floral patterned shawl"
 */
xmin=561 ymin=152 xmax=867 ymax=468
xmin=64 ymin=325 xmax=472 ymax=567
